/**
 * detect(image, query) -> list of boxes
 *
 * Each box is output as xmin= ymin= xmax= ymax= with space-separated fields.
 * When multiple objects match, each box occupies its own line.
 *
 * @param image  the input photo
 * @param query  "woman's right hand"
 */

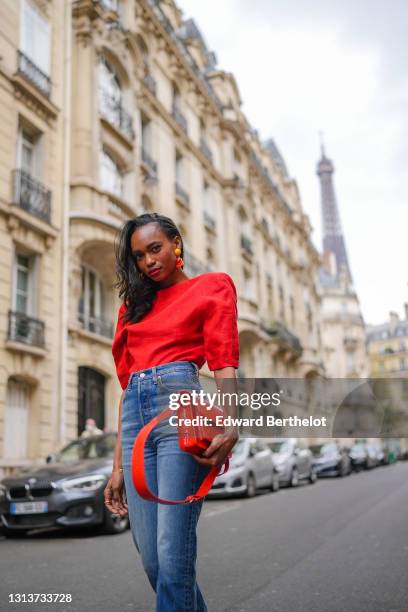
xmin=104 ymin=471 xmax=128 ymax=517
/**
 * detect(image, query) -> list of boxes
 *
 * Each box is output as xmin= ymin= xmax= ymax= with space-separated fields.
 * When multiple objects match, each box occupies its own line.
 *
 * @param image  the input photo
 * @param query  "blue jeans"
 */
xmin=121 ymin=360 xmax=211 ymax=612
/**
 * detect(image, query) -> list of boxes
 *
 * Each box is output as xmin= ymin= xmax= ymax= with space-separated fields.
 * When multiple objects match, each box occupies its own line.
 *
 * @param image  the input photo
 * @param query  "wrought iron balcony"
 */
xmin=17 ymin=50 xmax=51 ymax=98
xmin=13 ymin=169 xmax=51 ymax=223
xmin=99 ymin=90 xmax=135 ymax=141
xmin=146 ymin=0 xmax=223 ymax=111
xmin=240 ymin=234 xmax=254 ymax=257
xmin=261 ymin=320 xmax=303 ymax=356
xmin=143 ymin=74 xmax=157 ymax=96
xmin=78 ymin=313 xmax=114 ymax=338
xmin=172 ymin=104 xmax=188 ymax=133
xmin=8 ymin=310 xmax=45 ymax=348
xmin=203 ymin=211 xmax=216 ymax=232
xmin=141 ymin=147 xmax=158 ymax=175
xmin=175 ymin=182 xmax=190 ymax=207
xmin=199 ymin=138 xmax=213 ymax=162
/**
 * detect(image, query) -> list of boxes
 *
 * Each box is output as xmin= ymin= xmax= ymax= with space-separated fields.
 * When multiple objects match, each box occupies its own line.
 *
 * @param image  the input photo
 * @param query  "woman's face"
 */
xmin=130 ymin=223 xmax=181 ymax=282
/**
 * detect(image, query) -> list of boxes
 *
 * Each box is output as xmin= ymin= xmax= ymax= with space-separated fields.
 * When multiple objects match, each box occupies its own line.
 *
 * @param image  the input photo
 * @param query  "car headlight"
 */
xmin=0 ymin=483 xmax=7 ymax=500
xmin=60 ymin=475 xmax=106 ymax=492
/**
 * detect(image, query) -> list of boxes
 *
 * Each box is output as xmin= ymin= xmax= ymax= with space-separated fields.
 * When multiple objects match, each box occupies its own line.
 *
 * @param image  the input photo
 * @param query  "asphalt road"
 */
xmin=1 ymin=462 xmax=408 ymax=612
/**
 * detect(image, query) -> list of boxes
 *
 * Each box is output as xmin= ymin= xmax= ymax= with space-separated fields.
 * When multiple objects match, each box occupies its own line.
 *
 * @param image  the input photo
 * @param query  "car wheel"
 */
xmin=309 ymin=466 xmax=317 ymax=483
xmin=270 ymin=471 xmax=280 ymax=492
xmin=245 ymin=474 xmax=256 ymax=498
xmin=338 ymin=463 xmax=346 ymax=477
xmin=289 ymin=468 xmax=299 ymax=487
xmin=100 ymin=509 xmax=129 ymax=535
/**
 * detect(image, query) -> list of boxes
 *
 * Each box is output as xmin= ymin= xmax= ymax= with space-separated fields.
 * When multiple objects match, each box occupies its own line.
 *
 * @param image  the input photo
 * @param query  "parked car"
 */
xmin=0 ymin=433 xmax=129 ymax=538
xmin=309 ymin=442 xmax=351 ymax=477
xmin=348 ymin=440 xmax=378 ymax=471
xmin=366 ymin=441 xmax=387 ymax=466
xmin=265 ymin=438 xmax=317 ymax=487
xmin=208 ymin=438 xmax=279 ymax=498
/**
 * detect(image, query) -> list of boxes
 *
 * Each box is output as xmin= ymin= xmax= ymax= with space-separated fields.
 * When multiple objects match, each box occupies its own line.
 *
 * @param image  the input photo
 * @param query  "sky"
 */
xmin=176 ymin=0 xmax=408 ymax=325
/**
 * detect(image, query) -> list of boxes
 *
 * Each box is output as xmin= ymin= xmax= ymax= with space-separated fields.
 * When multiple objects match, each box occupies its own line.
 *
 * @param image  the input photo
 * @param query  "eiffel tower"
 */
xmin=316 ymin=144 xmax=352 ymax=281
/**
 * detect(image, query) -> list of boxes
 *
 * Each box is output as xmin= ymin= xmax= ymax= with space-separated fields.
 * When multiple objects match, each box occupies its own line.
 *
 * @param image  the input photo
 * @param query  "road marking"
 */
xmin=203 ymin=502 xmax=242 ymax=518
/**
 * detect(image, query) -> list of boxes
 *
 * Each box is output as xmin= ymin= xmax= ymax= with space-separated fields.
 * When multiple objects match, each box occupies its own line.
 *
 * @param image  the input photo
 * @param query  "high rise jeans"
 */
xmin=121 ymin=360 xmax=211 ymax=612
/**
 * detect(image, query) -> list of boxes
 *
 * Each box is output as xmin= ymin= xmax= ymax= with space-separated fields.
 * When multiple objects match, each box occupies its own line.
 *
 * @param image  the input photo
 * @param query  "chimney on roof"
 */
xmin=389 ymin=311 xmax=399 ymax=332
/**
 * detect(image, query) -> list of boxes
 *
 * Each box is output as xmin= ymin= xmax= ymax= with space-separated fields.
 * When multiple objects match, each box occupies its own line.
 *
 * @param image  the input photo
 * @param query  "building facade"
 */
xmin=367 ymin=306 xmax=408 ymax=378
xmin=0 ymin=0 xmax=324 ymax=476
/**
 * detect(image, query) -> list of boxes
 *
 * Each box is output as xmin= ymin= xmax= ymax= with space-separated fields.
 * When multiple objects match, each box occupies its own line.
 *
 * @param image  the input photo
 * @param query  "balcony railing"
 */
xmin=17 ymin=51 xmax=51 ymax=98
xmin=199 ymin=138 xmax=213 ymax=162
xmin=172 ymin=104 xmax=188 ymax=133
xmin=175 ymin=181 xmax=190 ymax=207
xmin=99 ymin=90 xmax=135 ymax=141
xmin=203 ymin=211 xmax=216 ymax=232
xmin=13 ymin=169 xmax=51 ymax=223
xmin=240 ymin=234 xmax=254 ymax=257
xmin=8 ymin=310 xmax=45 ymax=348
xmin=147 ymin=0 xmax=223 ymax=111
xmin=143 ymin=74 xmax=157 ymax=96
xmin=141 ymin=147 xmax=158 ymax=175
xmin=261 ymin=320 xmax=303 ymax=356
xmin=78 ymin=313 xmax=114 ymax=338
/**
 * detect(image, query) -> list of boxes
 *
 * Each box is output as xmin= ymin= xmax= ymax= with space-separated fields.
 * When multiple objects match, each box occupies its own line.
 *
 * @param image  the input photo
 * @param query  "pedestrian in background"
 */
xmin=80 ymin=418 xmax=103 ymax=438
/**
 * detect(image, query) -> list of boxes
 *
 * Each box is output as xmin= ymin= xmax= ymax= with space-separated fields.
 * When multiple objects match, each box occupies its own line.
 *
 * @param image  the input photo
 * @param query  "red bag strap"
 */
xmin=131 ymin=406 xmax=229 ymax=505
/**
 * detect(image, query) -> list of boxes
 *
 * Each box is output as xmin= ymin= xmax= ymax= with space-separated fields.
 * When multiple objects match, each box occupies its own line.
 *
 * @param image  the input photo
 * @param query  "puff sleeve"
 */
xmin=203 ymin=273 xmax=240 ymax=371
xmin=111 ymin=302 xmax=131 ymax=390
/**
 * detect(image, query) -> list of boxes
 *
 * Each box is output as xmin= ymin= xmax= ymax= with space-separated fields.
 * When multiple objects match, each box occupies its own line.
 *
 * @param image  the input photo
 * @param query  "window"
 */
xmin=20 ymin=0 xmax=51 ymax=75
xmin=243 ymin=267 xmax=256 ymax=302
xmin=98 ymin=57 xmax=133 ymax=140
xmin=79 ymin=265 xmax=106 ymax=332
xmin=346 ymin=351 xmax=355 ymax=374
xmin=20 ymin=130 xmax=34 ymax=173
xmin=175 ymin=150 xmax=184 ymax=186
xmin=100 ymin=150 xmax=123 ymax=197
xmin=172 ymin=82 xmax=181 ymax=110
xmin=141 ymin=116 xmax=152 ymax=154
xmin=98 ymin=59 xmax=122 ymax=123
xmin=13 ymin=252 xmax=37 ymax=315
xmin=279 ymin=285 xmax=285 ymax=321
xmin=4 ymin=379 xmax=30 ymax=459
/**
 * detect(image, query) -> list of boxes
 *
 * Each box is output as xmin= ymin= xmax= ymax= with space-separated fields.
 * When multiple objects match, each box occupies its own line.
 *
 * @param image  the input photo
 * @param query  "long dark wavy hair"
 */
xmin=113 ymin=213 xmax=184 ymax=324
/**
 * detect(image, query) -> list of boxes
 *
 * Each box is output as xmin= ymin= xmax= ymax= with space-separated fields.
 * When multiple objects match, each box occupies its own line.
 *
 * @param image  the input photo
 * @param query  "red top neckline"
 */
xmin=156 ymin=276 xmax=196 ymax=292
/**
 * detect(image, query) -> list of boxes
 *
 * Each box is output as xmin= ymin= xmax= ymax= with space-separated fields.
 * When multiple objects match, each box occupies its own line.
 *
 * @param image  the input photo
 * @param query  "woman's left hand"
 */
xmin=192 ymin=431 xmax=239 ymax=468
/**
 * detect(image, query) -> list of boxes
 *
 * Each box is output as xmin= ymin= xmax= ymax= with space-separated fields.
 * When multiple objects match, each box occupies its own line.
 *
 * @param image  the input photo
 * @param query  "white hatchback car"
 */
xmin=207 ymin=438 xmax=280 ymax=498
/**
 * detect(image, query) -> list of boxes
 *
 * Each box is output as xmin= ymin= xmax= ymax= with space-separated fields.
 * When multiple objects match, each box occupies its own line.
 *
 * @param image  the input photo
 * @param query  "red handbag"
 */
xmin=131 ymin=389 xmax=230 ymax=505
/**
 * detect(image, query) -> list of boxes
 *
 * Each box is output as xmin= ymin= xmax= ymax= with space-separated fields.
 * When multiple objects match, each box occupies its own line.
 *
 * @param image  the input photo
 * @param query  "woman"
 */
xmin=104 ymin=212 xmax=240 ymax=612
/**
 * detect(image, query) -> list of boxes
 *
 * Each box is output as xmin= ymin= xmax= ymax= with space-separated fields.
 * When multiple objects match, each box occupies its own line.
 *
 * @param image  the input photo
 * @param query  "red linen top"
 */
xmin=111 ymin=272 xmax=240 ymax=390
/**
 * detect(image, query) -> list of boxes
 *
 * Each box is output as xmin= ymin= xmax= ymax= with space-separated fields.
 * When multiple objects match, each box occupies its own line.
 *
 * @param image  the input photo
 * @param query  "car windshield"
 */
xmin=350 ymin=443 xmax=364 ymax=452
xmin=310 ymin=443 xmax=335 ymax=456
xmin=269 ymin=440 xmax=290 ymax=454
xmin=55 ymin=435 xmax=117 ymax=463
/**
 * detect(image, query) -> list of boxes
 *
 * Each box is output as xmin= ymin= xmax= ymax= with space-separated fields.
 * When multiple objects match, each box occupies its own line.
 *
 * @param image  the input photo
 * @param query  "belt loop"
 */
xmin=152 ymin=365 xmax=158 ymax=384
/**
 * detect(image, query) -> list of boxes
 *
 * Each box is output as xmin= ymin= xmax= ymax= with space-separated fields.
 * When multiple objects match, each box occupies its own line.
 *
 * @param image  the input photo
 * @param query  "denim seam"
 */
xmin=183 ymin=460 xmax=200 ymax=611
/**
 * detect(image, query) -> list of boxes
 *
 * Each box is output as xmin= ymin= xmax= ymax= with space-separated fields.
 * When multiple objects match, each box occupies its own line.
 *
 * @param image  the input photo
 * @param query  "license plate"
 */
xmin=10 ymin=501 xmax=48 ymax=515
